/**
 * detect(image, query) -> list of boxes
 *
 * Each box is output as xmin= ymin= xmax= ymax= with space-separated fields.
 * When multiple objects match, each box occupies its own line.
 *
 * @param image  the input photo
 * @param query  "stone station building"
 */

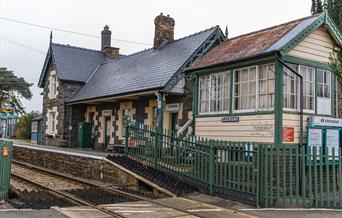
xmin=38 ymin=13 xmax=224 ymax=149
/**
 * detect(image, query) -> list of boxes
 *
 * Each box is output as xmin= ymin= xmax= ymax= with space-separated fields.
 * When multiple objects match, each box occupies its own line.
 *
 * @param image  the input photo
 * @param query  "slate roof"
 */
xmin=189 ymin=14 xmax=320 ymax=70
xmin=38 ymin=43 xmax=112 ymax=87
xmin=67 ymin=26 xmax=219 ymax=103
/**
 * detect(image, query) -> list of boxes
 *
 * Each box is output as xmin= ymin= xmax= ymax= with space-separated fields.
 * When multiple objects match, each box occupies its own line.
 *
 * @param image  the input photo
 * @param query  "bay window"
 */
xmin=283 ymin=64 xmax=299 ymax=110
xmin=317 ymin=69 xmax=331 ymax=115
xmin=233 ymin=66 xmax=257 ymax=111
xmin=259 ymin=64 xmax=275 ymax=110
xmin=199 ymin=72 xmax=230 ymax=113
xmin=299 ymin=65 xmax=315 ymax=112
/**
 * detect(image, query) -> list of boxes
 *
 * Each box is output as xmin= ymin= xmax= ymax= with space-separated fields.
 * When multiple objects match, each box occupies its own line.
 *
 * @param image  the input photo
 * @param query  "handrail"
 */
xmin=176 ymin=116 xmax=193 ymax=137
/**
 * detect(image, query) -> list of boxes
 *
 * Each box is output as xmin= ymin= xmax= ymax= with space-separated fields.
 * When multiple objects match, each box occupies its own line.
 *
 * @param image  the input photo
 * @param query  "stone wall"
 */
xmin=41 ymin=61 xmax=83 ymax=147
xmin=13 ymin=146 xmax=138 ymax=186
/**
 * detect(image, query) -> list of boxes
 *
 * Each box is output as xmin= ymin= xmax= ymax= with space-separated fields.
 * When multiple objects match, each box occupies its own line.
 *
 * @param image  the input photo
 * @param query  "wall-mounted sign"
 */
xmin=222 ymin=116 xmax=239 ymax=122
xmin=165 ymin=103 xmax=180 ymax=112
xmin=282 ymin=127 xmax=294 ymax=142
xmin=326 ymin=129 xmax=340 ymax=160
xmin=307 ymin=128 xmax=323 ymax=160
xmin=309 ymin=116 xmax=342 ymax=127
xmin=102 ymin=110 xmax=111 ymax=117
xmin=3 ymin=146 xmax=8 ymax=157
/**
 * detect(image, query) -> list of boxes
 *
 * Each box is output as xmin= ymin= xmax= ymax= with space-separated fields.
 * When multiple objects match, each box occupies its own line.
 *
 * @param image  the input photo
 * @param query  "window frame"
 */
xmin=316 ymin=69 xmax=332 ymax=115
xmin=299 ymin=65 xmax=316 ymax=114
xmin=198 ymin=71 xmax=230 ymax=115
xmin=233 ymin=66 xmax=259 ymax=113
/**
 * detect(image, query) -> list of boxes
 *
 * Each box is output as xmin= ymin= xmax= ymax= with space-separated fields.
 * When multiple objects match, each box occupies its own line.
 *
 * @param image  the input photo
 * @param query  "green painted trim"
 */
xmin=282 ymin=110 xmax=335 ymax=117
xmin=196 ymin=111 xmax=274 ymax=118
xmin=192 ymin=55 xmax=277 ymax=76
xmin=282 ymin=55 xmax=331 ymax=70
xmin=315 ymin=68 xmax=318 ymax=114
xmin=281 ymin=14 xmax=325 ymax=55
xmin=164 ymin=27 xmax=224 ymax=91
xmin=192 ymin=77 xmax=198 ymax=135
xmin=229 ymin=70 xmax=233 ymax=113
xmin=325 ymin=12 xmax=342 ymax=47
xmin=331 ymin=73 xmax=336 ymax=116
xmin=274 ymin=60 xmax=283 ymax=145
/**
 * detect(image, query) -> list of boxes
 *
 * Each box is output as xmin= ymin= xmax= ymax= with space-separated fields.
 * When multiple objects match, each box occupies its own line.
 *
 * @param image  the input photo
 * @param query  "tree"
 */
xmin=311 ymin=0 xmax=324 ymax=14
xmin=0 ymin=67 xmax=33 ymax=114
xmin=327 ymin=0 xmax=342 ymax=32
xmin=15 ymin=111 xmax=41 ymax=139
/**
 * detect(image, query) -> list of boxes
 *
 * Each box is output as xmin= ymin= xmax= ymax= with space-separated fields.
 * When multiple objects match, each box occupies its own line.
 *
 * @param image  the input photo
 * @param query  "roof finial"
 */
xmin=50 ymin=31 xmax=53 ymax=43
xmin=225 ymin=26 xmax=228 ymax=38
xmin=323 ymin=0 xmax=328 ymax=12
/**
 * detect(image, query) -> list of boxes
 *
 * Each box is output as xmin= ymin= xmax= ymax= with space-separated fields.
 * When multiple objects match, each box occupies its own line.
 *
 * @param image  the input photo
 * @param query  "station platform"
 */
xmin=6 ymin=139 xmax=109 ymax=160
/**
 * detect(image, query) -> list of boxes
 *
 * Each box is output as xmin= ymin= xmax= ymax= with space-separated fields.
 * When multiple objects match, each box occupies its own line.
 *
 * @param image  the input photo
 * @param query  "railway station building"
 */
xmin=38 ymin=13 xmax=224 ymax=149
xmin=187 ymin=12 xmax=342 ymax=146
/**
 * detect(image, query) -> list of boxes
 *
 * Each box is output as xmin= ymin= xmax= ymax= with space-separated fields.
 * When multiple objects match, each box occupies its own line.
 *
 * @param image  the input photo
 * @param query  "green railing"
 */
xmin=125 ymin=122 xmax=342 ymax=208
xmin=0 ymin=140 xmax=13 ymax=201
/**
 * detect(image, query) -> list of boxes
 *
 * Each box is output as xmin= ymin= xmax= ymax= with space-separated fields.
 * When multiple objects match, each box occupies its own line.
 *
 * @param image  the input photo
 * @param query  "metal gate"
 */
xmin=0 ymin=140 xmax=13 ymax=200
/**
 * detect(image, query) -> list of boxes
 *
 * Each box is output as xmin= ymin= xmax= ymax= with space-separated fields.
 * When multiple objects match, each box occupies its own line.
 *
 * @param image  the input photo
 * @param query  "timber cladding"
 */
xmin=282 ymin=113 xmax=309 ymax=144
xmin=288 ymin=27 xmax=337 ymax=63
xmin=195 ymin=114 xmax=275 ymax=143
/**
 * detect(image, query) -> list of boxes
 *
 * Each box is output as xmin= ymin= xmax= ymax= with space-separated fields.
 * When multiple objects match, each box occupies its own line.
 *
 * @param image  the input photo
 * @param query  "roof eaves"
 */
xmin=280 ymin=13 xmax=325 ymax=55
xmin=324 ymin=12 xmax=342 ymax=47
xmin=38 ymin=44 xmax=52 ymax=88
xmin=186 ymin=50 xmax=279 ymax=74
xmin=163 ymin=26 xmax=223 ymax=91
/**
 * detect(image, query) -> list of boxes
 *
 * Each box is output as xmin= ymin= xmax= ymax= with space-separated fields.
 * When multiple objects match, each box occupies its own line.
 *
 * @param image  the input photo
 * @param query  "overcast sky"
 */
xmin=0 ymin=0 xmax=311 ymax=113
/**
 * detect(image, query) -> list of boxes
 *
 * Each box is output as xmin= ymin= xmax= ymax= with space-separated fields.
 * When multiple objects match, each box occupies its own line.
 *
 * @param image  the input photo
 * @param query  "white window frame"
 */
xmin=299 ymin=65 xmax=315 ymax=114
xmin=317 ymin=69 xmax=332 ymax=115
xmin=46 ymin=107 xmax=58 ymax=135
xmin=258 ymin=63 xmax=275 ymax=111
xmin=233 ymin=66 xmax=259 ymax=113
xmin=48 ymin=70 xmax=58 ymax=99
xmin=198 ymin=72 xmax=230 ymax=115
xmin=283 ymin=64 xmax=300 ymax=112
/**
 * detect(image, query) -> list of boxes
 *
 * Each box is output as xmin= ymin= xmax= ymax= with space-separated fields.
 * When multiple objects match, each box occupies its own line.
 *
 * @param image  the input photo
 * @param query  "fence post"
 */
xmin=209 ymin=140 xmax=214 ymax=194
xmin=256 ymin=144 xmax=263 ymax=207
xmin=154 ymin=126 xmax=159 ymax=168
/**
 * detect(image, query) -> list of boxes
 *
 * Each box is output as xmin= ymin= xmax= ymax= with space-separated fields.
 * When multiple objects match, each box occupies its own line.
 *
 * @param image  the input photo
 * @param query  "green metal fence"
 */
xmin=125 ymin=122 xmax=342 ymax=208
xmin=0 ymin=140 xmax=13 ymax=201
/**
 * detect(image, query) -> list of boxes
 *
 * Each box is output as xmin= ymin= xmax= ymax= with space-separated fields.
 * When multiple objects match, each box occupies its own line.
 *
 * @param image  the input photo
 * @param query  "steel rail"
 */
xmin=12 ymin=160 xmax=205 ymax=218
xmin=11 ymin=172 xmax=125 ymax=218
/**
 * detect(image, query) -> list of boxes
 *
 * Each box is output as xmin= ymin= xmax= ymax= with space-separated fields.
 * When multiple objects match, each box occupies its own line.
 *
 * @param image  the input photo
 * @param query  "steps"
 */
xmin=107 ymin=155 xmax=198 ymax=195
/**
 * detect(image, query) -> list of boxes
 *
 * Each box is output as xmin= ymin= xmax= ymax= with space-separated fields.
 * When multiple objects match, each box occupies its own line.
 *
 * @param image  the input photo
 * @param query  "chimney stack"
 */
xmin=154 ymin=13 xmax=175 ymax=49
xmin=101 ymin=25 xmax=120 ymax=58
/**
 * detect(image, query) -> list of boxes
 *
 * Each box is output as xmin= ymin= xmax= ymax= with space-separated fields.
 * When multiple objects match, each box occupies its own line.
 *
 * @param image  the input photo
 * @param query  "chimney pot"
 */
xmin=101 ymin=25 xmax=120 ymax=58
xmin=153 ymin=13 xmax=175 ymax=49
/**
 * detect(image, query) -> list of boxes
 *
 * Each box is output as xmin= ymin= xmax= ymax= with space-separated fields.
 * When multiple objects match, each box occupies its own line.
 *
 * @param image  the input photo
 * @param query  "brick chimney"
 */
xmin=101 ymin=25 xmax=120 ymax=58
xmin=154 ymin=13 xmax=175 ymax=49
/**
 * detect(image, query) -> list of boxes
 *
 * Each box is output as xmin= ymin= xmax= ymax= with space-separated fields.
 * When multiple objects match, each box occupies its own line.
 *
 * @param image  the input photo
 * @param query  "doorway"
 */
xmin=170 ymin=112 xmax=179 ymax=133
xmin=104 ymin=116 xmax=111 ymax=148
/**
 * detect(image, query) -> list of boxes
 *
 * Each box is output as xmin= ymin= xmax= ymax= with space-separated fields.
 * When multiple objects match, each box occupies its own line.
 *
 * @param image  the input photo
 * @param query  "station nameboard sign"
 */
xmin=309 ymin=116 xmax=342 ymax=127
xmin=222 ymin=116 xmax=239 ymax=122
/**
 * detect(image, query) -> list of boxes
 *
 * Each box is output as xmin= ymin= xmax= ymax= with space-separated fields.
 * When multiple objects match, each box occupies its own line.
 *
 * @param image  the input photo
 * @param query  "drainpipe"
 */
xmin=277 ymin=58 xmax=303 ymax=148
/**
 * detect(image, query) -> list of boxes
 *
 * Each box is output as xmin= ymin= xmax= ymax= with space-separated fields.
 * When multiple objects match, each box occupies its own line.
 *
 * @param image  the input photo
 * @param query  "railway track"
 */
xmin=11 ymin=160 xmax=205 ymax=218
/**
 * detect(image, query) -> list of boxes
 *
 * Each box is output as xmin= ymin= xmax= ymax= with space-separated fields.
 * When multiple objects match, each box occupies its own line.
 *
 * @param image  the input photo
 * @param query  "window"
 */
xmin=299 ymin=66 xmax=315 ymax=112
xmin=48 ymin=70 xmax=58 ymax=99
xmin=51 ymin=112 xmax=55 ymax=132
xmin=283 ymin=64 xmax=299 ymax=110
xmin=199 ymin=72 xmax=230 ymax=113
xmin=259 ymin=64 xmax=275 ymax=110
xmin=234 ymin=66 xmax=257 ymax=111
xmin=317 ymin=69 xmax=331 ymax=115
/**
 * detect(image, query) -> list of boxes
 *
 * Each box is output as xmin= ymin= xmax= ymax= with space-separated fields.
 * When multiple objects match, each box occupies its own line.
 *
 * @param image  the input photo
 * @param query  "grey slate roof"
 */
xmin=51 ymin=43 xmax=110 ymax=82
xmin=67 ymin=26 xmax=218 ymax=103
xmin=38 ymin=43 xmax=112 ymax=87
